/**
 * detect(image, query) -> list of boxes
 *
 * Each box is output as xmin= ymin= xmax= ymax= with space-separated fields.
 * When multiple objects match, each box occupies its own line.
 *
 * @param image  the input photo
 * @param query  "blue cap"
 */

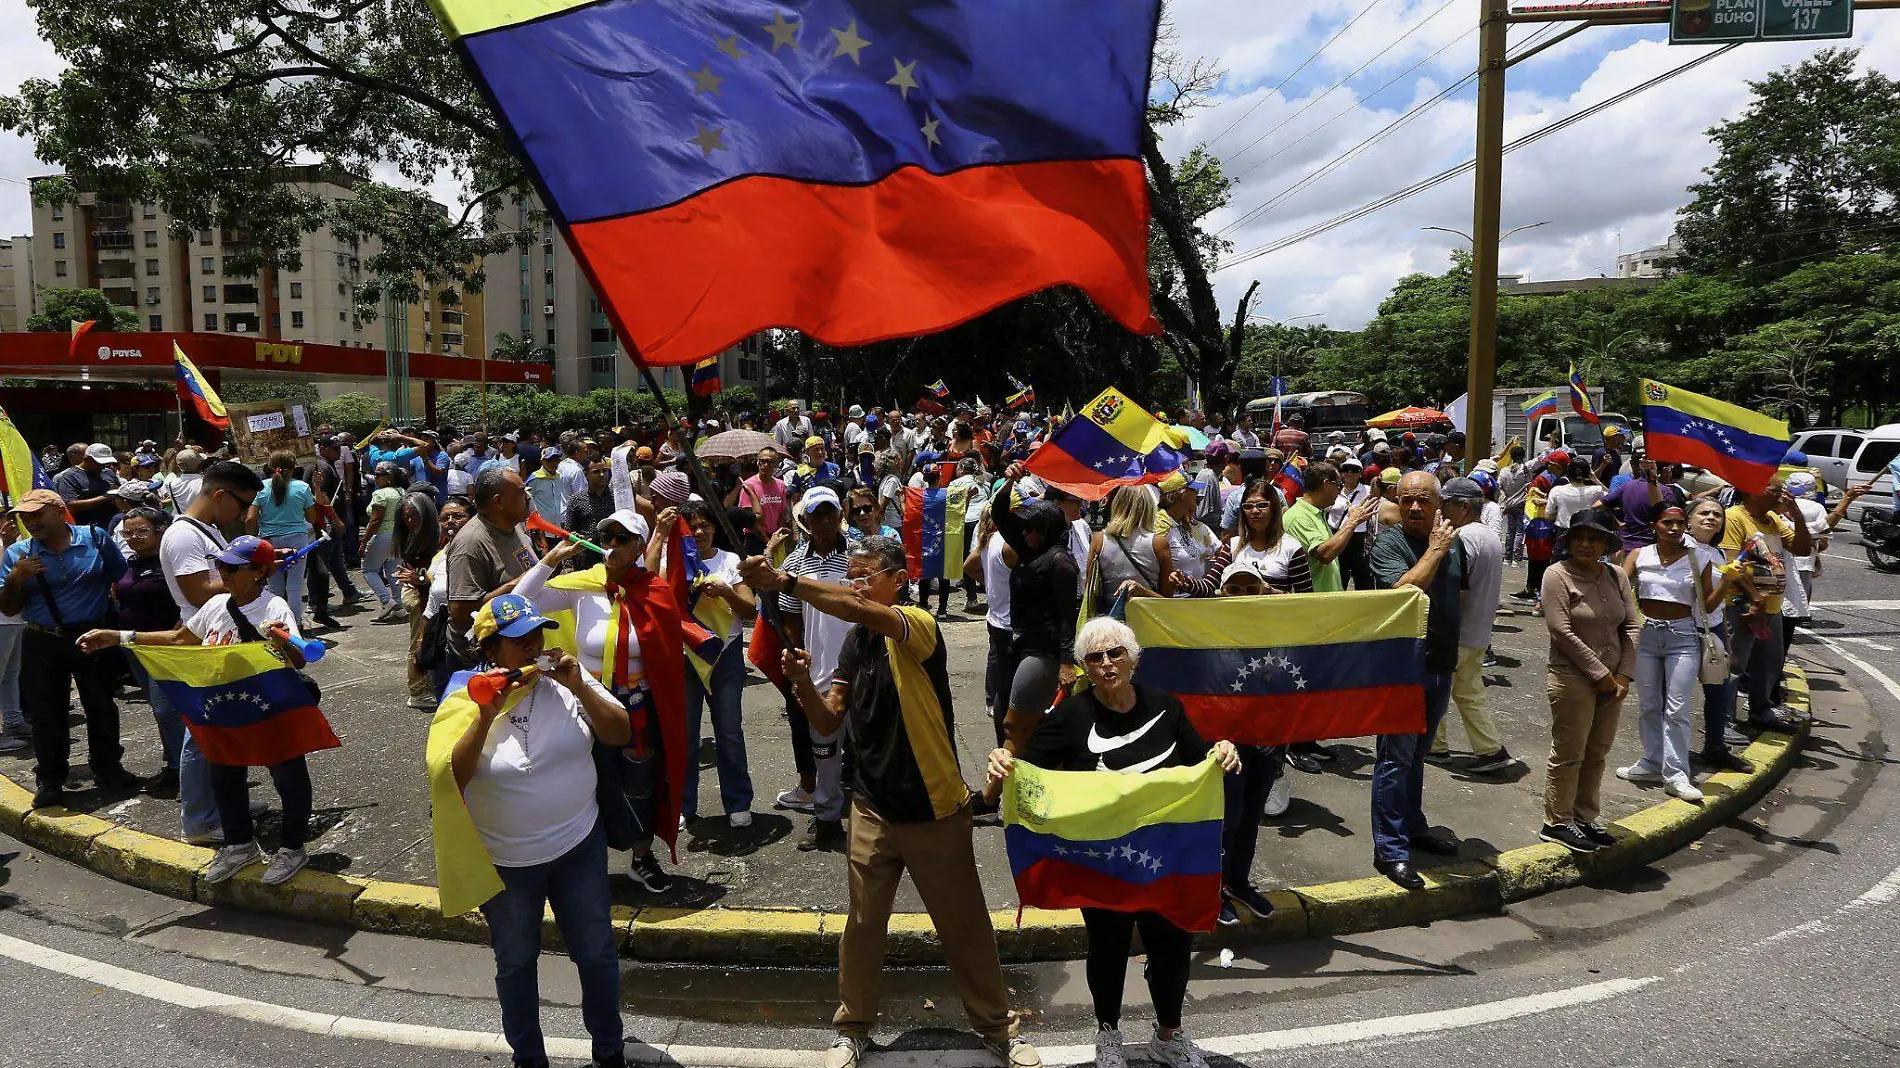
xmin=1782 ymin=449 xmax=1808 ymax=466
xmin=210 ymin=535 xmax=276 ymax=568
xmin=482 ymin=593 xmax=560 ymax=640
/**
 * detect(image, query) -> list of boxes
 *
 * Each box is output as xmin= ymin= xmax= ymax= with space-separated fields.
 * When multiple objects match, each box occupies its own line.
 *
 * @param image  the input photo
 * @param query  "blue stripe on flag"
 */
xmin=1643 ymin=406 xmax=1788 ymax=469
xmin=156 ymin=665 xmax=317 ymax=729
xmin=1004 ymin=820 xmax=1222 ymax=883
xmin=1136 ymin=636 xmax=1424 ymax=697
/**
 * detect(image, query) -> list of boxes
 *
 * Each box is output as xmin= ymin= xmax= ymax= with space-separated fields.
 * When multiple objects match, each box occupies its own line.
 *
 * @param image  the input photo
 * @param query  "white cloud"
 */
xmin=0 ymin=0 xmax=62 ymax=238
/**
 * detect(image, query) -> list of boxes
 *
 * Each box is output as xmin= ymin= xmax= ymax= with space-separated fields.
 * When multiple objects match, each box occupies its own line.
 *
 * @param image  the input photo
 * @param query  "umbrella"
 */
xmin=693 ymin=428 xmax=776 ymax=462
xmin=1367 ymin=406 xmax=1452 ymax=429
xmin=1170 ymin=424 xmax=1210 ymax=451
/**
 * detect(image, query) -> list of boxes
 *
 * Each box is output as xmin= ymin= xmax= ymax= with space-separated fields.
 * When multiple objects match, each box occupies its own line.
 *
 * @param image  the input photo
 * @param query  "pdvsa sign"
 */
xmin=95 ymin=345 xmax=145 ymax=361
xmin=256 ymin=341 xmax=303 ymax=365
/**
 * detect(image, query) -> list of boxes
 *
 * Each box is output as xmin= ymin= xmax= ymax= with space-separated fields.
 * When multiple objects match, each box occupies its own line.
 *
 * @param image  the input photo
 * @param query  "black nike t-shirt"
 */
xmin=1019 ymin=685 xmax=1209 ymax=774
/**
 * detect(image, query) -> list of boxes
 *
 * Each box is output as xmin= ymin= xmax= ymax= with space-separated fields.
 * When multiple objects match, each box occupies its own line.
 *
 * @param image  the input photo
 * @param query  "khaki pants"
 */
xmin=834 ymin=801 xmax=1015 ymax=1043
xmin=1544 ymin=669 xmax=1624 ymax=826
xmin=403 ymin=585 xmax=432 ymax=705
xmin=1434 ymin=645 xmax=1503 ymax=756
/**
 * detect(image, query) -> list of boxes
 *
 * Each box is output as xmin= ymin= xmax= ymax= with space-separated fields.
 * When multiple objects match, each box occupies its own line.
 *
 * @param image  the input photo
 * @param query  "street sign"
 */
xmin=1671 ymin=0 xmax=1855 ymax=41
xmin=1761 ymin=0 xmax=1854 ymax=39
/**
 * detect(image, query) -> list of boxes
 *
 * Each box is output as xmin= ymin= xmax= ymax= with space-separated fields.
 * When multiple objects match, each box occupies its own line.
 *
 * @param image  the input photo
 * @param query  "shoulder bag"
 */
xmin=1687 ymin=550 xmax=1730 ymax=685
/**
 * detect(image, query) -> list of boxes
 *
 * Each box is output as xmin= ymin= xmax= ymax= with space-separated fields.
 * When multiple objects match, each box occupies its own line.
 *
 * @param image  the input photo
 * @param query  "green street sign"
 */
xmin=1671 ymin=0 xmax=1855 ymax=42
xmin=1761 ymin=0 xmax=1854 ymax=40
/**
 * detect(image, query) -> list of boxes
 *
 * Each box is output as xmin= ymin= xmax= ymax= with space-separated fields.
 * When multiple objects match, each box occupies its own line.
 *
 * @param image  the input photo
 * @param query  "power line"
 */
xmin=1204 ymin=0 xmax=1393 ymax=151
xmin=1216 ymin=43 xmax=1742 ymax=272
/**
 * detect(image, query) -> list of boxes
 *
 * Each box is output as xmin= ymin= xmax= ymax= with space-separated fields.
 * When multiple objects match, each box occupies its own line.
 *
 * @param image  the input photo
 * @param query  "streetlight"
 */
xmin=1421 ymin=220 xmax=1551 ymax=245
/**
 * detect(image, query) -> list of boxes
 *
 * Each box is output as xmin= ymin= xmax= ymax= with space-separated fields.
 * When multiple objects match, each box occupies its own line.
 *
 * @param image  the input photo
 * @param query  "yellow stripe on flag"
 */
xmin=1126 ymin=588 xmax=1426 ymax=652
xmin=133 ymin=642 xmax=285 ymax=686
xmin=427 ymin=0 xmax=595 ymax=37
xmin=1081 ymin=387 xmax=1180 ymax=456
xmin=1003 ymin=754 xmax=1223 ymax=841
xmin=1640 ymin=379 xmax=1788 ymax=443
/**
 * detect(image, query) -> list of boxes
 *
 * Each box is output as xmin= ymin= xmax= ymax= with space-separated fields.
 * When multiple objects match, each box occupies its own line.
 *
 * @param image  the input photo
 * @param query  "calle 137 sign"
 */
xmin=1672 ymin=0 xmax=1854 ymax=43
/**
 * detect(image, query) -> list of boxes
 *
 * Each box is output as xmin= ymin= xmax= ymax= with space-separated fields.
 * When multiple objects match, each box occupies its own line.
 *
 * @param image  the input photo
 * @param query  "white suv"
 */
xmin=1791 ymin=426 xmax=1900 ymax=524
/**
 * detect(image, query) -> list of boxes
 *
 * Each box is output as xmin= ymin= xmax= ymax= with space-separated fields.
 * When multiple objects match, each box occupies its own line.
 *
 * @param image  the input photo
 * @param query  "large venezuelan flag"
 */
xmin=173 ymin=342 xmax=230 ymax=432
xmin=1004 ymin=754 xmax=1224 ymax=932
xmin=134 ymin=644 xmax=339 ymax=767
xmin=902 ymin=484 xmax=969 ymax=583
xmin=429 ymin=0 xmax=1163 ymax=367
xmin=1025 ymin=387 xmax=1186 ymax=502
xmin=1640 ymin=379 xmax=1790 ymax=495
xmin=1126 ymin=589 xmax=1428 ymax=747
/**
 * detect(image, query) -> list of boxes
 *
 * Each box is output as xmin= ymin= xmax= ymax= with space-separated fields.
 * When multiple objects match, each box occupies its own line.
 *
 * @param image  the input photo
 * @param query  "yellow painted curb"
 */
xmin=0 ymin=665 xmax=1821 ymax=963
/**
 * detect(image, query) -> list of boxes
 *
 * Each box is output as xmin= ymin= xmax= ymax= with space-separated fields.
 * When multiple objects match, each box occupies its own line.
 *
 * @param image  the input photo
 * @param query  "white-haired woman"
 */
xmin=987 ymin=616 xmax=1240 ymax=1068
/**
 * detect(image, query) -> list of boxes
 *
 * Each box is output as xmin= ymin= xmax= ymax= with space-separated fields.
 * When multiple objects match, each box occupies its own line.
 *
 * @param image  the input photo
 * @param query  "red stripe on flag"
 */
xmin=901 ymin=487 xmax=926 ymax=581
xmin=1642 ymin=431 xmax=1781 ymax=496
xmin=1013 ymin=859 xmax=1221 ymax=933
xmin=184 ymin=706 xmax=340 ymax=767
xmin=1023 ymin=448 xmax=1169 ymax=503
xmin=1178 ymin=685 xmax=1425 ymax=746
xmin=569 ymin=159 xmax=1159 ymax=367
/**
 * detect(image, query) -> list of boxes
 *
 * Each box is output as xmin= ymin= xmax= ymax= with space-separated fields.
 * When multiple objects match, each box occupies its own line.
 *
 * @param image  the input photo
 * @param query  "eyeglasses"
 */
xmin=1240 ymin=501 xmax=1274 ymax=511
xmin=846 ymin=567 xmax=900 ymax=590
xmin=1082 ymin=646 xmax=1128 ymax=665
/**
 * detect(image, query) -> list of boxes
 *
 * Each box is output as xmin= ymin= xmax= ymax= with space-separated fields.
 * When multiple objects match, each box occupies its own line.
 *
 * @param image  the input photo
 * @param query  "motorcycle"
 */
xmin=1864 ymin=506 xmax=1900 ymax=573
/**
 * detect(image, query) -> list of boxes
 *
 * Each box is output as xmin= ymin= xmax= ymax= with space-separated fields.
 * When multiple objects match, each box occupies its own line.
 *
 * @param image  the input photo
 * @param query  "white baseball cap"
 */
xmin=86 ymin=443 xmax=115 ymax=463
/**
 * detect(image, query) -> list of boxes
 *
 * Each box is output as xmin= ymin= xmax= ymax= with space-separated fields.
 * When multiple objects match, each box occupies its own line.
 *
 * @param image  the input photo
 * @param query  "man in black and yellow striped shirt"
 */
xmin=743 ymin=536 xmax=1040 ymax=1068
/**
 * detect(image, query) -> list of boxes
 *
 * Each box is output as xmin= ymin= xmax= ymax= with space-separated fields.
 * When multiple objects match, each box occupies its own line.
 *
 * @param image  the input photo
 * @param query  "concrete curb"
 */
xmin=0 ymin=667 xmax=1816 ymax=963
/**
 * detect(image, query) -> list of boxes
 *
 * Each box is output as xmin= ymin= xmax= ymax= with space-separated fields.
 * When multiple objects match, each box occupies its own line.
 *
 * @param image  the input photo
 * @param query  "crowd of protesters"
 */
xmin=0 ymin=396 xmax=1863 ymax=1068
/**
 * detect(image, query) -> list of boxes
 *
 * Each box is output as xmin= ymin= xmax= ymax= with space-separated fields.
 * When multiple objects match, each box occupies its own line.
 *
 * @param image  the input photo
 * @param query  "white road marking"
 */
xmin=1835 ymin=637 xmax=1896 ymax=653
xmin=1813 ymin=600 xmax=1900 ymax=611
xmin=1807 ymin=633 xmax=1900 ymax=706
xmin=1849 ymin=866 xmax=1900 ymax=909
xmin=0 ymin=929 xmax=1657 ymax=1066
xmin=1744 ymin=864 xmax=1900 ymax=951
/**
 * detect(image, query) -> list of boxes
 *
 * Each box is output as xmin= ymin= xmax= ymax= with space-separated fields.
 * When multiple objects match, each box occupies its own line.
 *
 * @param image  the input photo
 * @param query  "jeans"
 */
xmin=127 ymin=658 xmax=182 ymax=770
xmin=207 ymin=756 xmax=311 ymax=849
xmin=682 ymin=644 xmax=753 ymax=820
xmin=22 ymin=625 xmax=123 ymax=792
xmin=1505 ymin=504 xmax=1526 ymax=561
xmin=1702 ymin=620 xmax=1737 ymax=754
xmin=266 ymin=530 xmax=313 ymax=624
xmin=362 ymin=532 xmax=397 ymax=605
xmin=178 ymin=733 xmax=222 ymax=839
xmin=0 ymin=623 xmax=24 ymax=734
xmin=1634 ymin=618 xmax=1699 ymax=785
xmin=1371 ymin=670 xmax=1453 ymax=864
xmin=1727 ymin=607 xmax=1785 ymax=722
xmin=479 ymin=820 xmax=623 ymax=1066
xmin=1221 ymin=744 xmax=1280 ymax=891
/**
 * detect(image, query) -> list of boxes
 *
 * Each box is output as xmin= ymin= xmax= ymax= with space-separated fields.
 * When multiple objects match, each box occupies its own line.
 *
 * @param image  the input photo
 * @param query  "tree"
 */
xmin=24 ymin=287 xmax=140 ymax=332
xmin=490 ymin=330 xmax=553 ymax=362
xmin=309 ymin=391 xmax=384 ymax=435
xmin=1676 ymin=49 xmax=1900 ymax=282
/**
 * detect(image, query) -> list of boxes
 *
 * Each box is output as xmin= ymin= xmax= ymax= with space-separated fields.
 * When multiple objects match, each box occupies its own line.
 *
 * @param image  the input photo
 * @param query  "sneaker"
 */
xmin=406 ymin=699 xmax=435 ymax=711
xmin=261 ymin=847 xmax=308 ymax=885
xmin=0 ymin=729 xmax=27 ymax=753
xmin=1263 ymin=773 xmax=1292 ymax=817
xmin=1481 ymin=650 xmax=1501 ymax=668
xmin=1285 ymin=749 xmax=1323 ymax=775
xmin=798 ymin=816 xmax=845 ymax=852
xmin=144 ymin=767 xmax=179 ymax=797
xmin=1701 ymin=749 xmax=1753 ymax=773
xmin=93 ymin=764 xmax=140 ymax=789
xmin=204 ymin=841 xmax=265 ymax=883
xmin=184 ymin=831 xmax=222 ymax=846
xmin=1510 ymin=589 xmax=1538 ymax=601
xmin=1576 ymin=822 xmax=1617 ymax=847
xmin=1093 ymin=1027 xmax=1127 ymax=1068
xmin=1665 ymin=779 xmax=1705 ymax=803
xmin=982 ymin=1036 xmax=1041 ymax=1068
xmin=30 ymin=786 xmax=64 ymax=809
xmin=729 ymin=810 xmax=753 ymax=828
xmin=313 ymin=614 xmax=342 ymax=630
xmin=629 ymin=852 xmax=672 ymax=893
xmin=1538 ymin=822 xmax=1598 ymax=853
xmin=1464 ymin=748 xmax=1521 ymax=775
xmin=249 ymin=795 xmax=269 ymax=816
xmin=1147 ymin=1026 xmax=1207 ymax=1068
xmin=824 ymin=1036 xmax=871 ymax=1068
xmin=1424 ymin=749 xmax=1457 ymax=766
xmin=1226 ymin=884 xmax=1276 ymax=920
xmin=1616 ymin=764 xmax=1665 ymax=785
xmin=775 ymin=786 xmax=815 ymax=813
xmin=1217 ymin=897 xmax=1240 ymax=927
xmin=1292 ymin=741 xmax=1336 ymax=763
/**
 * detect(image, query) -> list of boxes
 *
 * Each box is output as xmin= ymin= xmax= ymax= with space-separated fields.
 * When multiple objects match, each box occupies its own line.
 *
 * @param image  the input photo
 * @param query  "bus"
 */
xmin=1243 ymin=391 xmax=1371 ymax=437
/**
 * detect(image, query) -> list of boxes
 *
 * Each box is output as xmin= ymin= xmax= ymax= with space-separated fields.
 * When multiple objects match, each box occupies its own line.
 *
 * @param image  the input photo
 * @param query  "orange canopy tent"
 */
xmin=1367 ymin=406 xmax=1451 ymax=429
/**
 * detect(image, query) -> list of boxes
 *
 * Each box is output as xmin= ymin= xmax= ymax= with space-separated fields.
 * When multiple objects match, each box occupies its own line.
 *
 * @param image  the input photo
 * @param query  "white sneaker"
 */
xmin=1665 ymin=780 xmax=1705 ymax=802
xmin=184 ymin=831 xmax=222 ymax=846
xmin=1263 ymin=773 xmax=1292 ymax=817
xmin=1148 ymin=1027 xmax=1207 ymax=1068
xmin=983 ymin=1036 xmax=1042 ymax=1068
xmin=1093 ymin=1027 xmax=1127 ymax=1068
xmin=204 ymin=841 xmax=264 ymax=884
xmin=260 ymin=847 xmax=308 ymax=885
xmin=1616 ymin=765 xmax=1665 ymax=785
xmin=729 ymin=810 xmax=754 ymax=828
xmin=775 ymin=786 xmax=815 ymax=813
xmin=823 ymin=1035 xmax=871 ymax=1068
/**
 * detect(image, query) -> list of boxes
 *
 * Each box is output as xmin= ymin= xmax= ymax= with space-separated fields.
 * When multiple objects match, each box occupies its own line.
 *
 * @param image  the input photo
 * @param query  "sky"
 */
xmin=3 ymin=0 xmax=1895 ymax=329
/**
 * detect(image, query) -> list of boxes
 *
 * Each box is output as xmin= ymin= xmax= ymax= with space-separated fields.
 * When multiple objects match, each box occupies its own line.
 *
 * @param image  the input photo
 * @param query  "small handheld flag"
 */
xmin=172 ymin=342 xmax=230 ymax=432
xmin=1567 ymin=364 xmax=1599 ymax=425
xmin=927 ymin=380 xmax=951 ymax=400
xmin=1639 ymin=379 xmax=1790 ymax=495
xmin=691 ymin=356 xmax=722 ymax=398
xmin=1522 ymin=390 xmax=1558 ymax=421
xmin=1006 ymin=374 xmax=1036 ymax=410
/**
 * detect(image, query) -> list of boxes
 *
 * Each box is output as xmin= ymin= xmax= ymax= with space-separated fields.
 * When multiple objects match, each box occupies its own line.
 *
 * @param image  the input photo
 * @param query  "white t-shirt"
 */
xmin=512 ymin=563 xmax=643 ymax=683
xmin=983 ymin=532 xmax=1013 ymax=630
xmin=1327 ymin=483 xmax=1372 ymax=533
xmin=166 ymin=473 xmax=203 ymax=514
xmin=461 ymin=674 xmax=604 ymax=867
xmin=424 ymin=554 xmax=450 ymax=619
xmin=160 ymin=516 xmax=228 ymax=614
xmin=1548 ymin=483 xmax=1605 ymax=529
xmin=446 ymin=466 xmax=473 ymax=498
xmin=185 ymin=591 xmax=300 ymax=646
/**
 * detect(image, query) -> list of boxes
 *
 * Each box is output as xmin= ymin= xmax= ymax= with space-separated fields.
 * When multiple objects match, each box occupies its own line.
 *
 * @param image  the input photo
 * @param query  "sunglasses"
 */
xmin=1240 ymin=500 xmax=1274 ymax=511
xmin=846 ymin=567 xmax=901 ymax=590
xmin=850 ymin=505 xmax=875 ymax=516
xmin=600 ymin=531 xmax=644 ymax=546
xmin=1082 ymin=646 xmax=1128 ymax=665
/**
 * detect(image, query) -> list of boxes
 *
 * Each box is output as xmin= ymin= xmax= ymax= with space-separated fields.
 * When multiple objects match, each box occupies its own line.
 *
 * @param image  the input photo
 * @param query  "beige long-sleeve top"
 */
xmin=1542 ymin=558 xmax=1639 ymax=682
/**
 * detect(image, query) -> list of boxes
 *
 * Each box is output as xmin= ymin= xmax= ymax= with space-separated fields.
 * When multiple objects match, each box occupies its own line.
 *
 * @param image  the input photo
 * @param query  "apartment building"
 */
xmin=480 ymin=194 xmax=765 ymax=396
xmin=0 ymin=236 xmax=29 ymax=332
xmin=1616 ymin=234 xmax=1683 ymax=279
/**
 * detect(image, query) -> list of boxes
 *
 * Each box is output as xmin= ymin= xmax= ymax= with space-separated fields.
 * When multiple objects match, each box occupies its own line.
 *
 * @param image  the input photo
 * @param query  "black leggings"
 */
xmin=1526 ymin=558 xmax=1550 ymax=597
xmin=1082 ymin=908 xmax=1195 ymax=1031
xmin=208 ymin=756 xmax=311 ymax=849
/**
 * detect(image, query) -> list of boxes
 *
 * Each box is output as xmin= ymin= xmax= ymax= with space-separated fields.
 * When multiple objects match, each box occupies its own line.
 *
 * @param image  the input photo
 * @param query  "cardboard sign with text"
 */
xmin=228 ymin=399 xmax=316 ymax=465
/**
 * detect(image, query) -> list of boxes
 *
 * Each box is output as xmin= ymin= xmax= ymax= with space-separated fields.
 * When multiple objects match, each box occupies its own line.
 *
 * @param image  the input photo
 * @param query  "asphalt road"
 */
xmin=0 ymin=524 xmax=1896 ymax=1067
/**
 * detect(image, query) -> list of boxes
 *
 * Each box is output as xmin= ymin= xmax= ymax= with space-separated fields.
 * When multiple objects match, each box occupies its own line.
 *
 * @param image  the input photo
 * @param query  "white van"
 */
xmin=1791 ymin=425 xmax=1900 ymax=524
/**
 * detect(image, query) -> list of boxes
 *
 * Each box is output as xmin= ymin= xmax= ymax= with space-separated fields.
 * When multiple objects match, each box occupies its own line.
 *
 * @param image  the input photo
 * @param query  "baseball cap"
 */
xmin=211 ymin=535 xmax=276 ymax=568
xmin=801 ymin=486 xmax=842 ymax=515
xmin=598 ymin=508 xmax=651 ymax=542
xmin=1339 ymin=456 xmax=1363 ymax=471
xmin=1220 ymin=558 xmax=1275 ymax=590
xmin=541 ymin=444 xmax=564 ymax=458
xmin=1783 ymin=471 xmax=1819 ymax=496
xmin=856 ymin=441 xmax=875 ymax=455
xmin=635 ymin=446 xmax=654 ymax=462
xmin=1566 ymin=507 xmax=1618 ymax=541
xmin=473 ymin=593 xmax=560 ymax=642
xmin=11 ymin=489 xmax=65 ymax=514
xmin=1380 ymin=467 xmax=1403 ymax=486
xmin=85 ymin=443 xmax=115 ymax=464
xmin=1547 ymin=450 xmax=1571 ymax=465
xmin=132 ymin=452 xmax=159 ymax=467
xmin=1442 ymin=477 xmax=1484 ymax=502
xmin=113 ymin=481 xmax=162 ymax=505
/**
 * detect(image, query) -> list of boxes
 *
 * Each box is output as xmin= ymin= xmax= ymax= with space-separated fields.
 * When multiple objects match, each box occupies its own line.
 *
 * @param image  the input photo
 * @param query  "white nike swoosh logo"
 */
xmin=1087 ymin=711 xmax=1168 ymax=755
xmin=1100 ymin=743 xmax=1176 ymax=775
